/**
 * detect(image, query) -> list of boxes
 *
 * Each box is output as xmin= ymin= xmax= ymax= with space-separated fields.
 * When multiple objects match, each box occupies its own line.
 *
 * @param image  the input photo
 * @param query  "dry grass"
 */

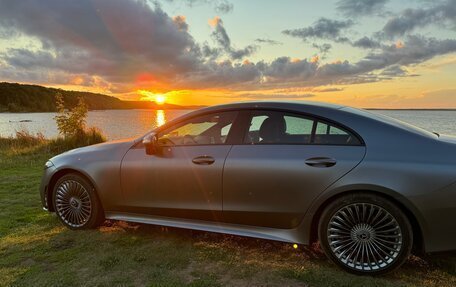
xmin=0 ymin=128 xmax=105 ymax=156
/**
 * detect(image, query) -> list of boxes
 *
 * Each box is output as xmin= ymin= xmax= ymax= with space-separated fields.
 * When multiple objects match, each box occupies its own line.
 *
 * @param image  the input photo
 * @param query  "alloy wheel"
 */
xmin=327 ymin=203 xmax=403 ymax=272
xmin=55 ymin=179 xmax=92 ymax=228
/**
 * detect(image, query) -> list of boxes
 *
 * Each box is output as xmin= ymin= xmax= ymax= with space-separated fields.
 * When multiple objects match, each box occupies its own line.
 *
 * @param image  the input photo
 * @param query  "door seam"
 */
xmin=221 ymin=144 xmax=235 ymax=211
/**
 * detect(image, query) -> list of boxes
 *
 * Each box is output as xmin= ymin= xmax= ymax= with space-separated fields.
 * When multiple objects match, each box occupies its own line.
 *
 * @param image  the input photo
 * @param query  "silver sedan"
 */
xmin=40 ymin=101 xmax=456 ymax=275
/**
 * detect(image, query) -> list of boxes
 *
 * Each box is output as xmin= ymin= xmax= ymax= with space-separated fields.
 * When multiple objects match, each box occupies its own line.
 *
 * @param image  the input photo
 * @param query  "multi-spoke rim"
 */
xmin=55 ymin=180 xmax=92 ymax=228
xmin=327 ymin=203 xmax=403 ymax=272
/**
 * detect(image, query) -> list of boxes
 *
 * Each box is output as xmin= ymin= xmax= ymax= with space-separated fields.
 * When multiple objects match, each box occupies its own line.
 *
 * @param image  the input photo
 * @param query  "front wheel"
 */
xmin=53 ymin=173 xmax=104 ymax=229
xmin=318 ymin=193 xmax=413 ymax=275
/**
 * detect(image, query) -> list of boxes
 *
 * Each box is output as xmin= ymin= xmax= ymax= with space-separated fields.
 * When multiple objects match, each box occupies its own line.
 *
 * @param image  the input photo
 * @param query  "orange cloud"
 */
xmin=395 ymin=41 xmax=405 ymax=48
xmin=69 ymin=76 xmax=84 ymax=85
xmin=208 ymin=16 xmax=221 ymax=27
xmin=310 ymin=55 xmax=319 ymax=63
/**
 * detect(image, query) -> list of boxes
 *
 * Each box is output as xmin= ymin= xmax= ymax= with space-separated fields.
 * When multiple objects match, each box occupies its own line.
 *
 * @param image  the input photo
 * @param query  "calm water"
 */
xmin=0 ymin=109 xmax=455 ymax=140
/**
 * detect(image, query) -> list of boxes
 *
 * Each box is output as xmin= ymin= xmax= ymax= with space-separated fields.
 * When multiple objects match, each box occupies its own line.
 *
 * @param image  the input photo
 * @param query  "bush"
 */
xmin=54 ymin=92 xmax=88 ymax=137
xmin=0 ymin=130 xmax=45 ymax=151
xmin=49 ymin=127 xmax=106 ymax=153
xmin=1 ymin=93 xmax=106 ymax=156
xmin=0 ymin=128 xmax=106 ymax=156
xmin=51 ymin=92 xmax=106 ymax=152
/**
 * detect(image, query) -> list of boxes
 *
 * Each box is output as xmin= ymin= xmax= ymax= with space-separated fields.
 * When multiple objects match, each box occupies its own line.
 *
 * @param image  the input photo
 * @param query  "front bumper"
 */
xmin=40 ymin=165 xmax=56 ymax=211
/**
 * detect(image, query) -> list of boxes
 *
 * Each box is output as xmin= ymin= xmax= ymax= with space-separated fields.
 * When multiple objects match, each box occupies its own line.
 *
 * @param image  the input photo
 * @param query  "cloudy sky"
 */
xmin=0 ymin=0 xmax=455 ymax=108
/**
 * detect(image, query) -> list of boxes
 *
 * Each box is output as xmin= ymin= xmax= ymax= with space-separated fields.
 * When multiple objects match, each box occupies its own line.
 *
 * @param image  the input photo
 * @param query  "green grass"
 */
xmin=1 ymin=138 xmax=456 ymax=286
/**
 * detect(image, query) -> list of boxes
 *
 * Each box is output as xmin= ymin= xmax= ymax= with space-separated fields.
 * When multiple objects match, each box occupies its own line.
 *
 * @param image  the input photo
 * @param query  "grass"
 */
xmin=1 ymin=135 xmax=456 ymax=286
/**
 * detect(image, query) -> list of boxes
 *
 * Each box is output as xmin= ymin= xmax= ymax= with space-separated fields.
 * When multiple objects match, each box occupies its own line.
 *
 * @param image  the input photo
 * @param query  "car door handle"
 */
xmin=305 ymin=157 xmax=337 ymax=167
xmin=192 ymin=156 xmax=215 ymax=165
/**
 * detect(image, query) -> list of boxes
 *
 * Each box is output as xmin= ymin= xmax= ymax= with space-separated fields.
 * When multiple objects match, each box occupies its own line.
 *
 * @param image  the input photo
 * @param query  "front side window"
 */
xmin=158 ymin=112 xmax=237 ymax=146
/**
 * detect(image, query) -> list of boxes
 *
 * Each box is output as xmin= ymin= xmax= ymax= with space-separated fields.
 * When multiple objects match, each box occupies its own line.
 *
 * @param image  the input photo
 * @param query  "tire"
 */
xmin=318 ymin=193 xmax=412 ymax=275
xmin=53 ymin=173 xmax=104 ymax=229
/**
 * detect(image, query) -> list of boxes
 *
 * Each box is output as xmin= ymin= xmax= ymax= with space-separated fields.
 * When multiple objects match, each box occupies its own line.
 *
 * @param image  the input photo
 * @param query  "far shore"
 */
xmin=0 ymin=107 xmax=200 ymax=113
xmin=2 ymin=107 xmax=456 ymax=113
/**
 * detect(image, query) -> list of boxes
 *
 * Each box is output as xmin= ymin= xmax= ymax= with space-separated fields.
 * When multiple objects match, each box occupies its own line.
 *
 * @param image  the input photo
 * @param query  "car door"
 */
xmin=222 ymin=110 xmax=366 ymax=228
xmin=120 ymin=111 xmax=238 ymax=221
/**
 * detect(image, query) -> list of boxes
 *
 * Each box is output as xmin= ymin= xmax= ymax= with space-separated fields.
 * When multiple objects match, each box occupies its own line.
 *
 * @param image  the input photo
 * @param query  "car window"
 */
xmin=158 ymin=112 xmax=237 ymax=146
xmin=245 ymin=111 xmax=313 ymax=144
xmin=244 ymin=110 xmax=362 ymax=145
xmin=221 ymin=123 xmax=232 ymax=137
xmin=314 ymin=121 xmax=361 ymax=145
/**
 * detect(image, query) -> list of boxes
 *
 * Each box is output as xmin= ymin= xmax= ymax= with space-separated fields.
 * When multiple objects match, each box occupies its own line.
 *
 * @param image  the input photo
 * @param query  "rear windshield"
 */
xmin=342 ymin=107 xmax=438 ymax=139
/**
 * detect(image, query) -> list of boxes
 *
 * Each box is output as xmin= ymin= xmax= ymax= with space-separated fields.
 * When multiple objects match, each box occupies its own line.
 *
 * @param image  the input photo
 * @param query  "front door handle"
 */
xmin=305 ymin=157 xmax=337 ymax=167
xmin=192 ymin=155 xmax=215 ymax=165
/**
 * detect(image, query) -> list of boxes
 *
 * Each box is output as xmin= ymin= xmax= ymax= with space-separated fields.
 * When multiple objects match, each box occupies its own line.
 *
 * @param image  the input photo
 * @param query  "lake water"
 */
xmin=0 ymin=109 xmax=455 ymax=140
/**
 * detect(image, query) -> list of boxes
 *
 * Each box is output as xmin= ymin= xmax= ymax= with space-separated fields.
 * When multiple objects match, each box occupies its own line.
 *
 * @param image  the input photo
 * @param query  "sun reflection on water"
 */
xmin=156 ymin=110 xmax=166 ymax=127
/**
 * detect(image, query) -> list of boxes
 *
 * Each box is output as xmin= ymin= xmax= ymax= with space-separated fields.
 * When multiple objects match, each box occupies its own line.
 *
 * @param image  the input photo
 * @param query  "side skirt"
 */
xmin=105 ymin=211 xmax=308 ymax=244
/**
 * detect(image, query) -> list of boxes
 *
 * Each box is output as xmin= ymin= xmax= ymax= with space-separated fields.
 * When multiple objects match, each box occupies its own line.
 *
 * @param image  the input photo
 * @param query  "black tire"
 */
xmin=318 ymin=192 xmax=412 ymax=275
xmin=53 ymin=173 xmax=104 ymax=229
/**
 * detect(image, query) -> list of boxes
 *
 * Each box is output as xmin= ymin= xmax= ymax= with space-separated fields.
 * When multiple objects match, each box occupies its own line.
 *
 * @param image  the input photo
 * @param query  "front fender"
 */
xmin=43 ymin=139 xmax=135 ymax=211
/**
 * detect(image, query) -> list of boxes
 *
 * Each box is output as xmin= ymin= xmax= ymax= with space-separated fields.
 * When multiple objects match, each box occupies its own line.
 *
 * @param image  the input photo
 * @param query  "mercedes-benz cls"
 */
xmin=40 ymin=101 xmax=456 ymax=275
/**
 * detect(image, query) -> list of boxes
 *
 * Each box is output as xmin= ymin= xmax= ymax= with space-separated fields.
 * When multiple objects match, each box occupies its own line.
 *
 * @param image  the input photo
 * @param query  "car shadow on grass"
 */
xmin=3 ymin=215 xmax=455 ymax=287
xmin=96 ymin=219 xmax=456 ymax=286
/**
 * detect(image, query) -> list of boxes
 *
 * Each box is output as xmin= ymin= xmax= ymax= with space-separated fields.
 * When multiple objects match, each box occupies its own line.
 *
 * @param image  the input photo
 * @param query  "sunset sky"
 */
xmin=0 ymin=0 xmax=455 ymax=108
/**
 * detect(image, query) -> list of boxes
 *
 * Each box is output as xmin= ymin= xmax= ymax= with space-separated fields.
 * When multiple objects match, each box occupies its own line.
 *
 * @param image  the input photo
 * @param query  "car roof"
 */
xmin=198 ymin=100 xmax=345 ymax=113
xmin=182 ymin=101 xmax=436 ymax=140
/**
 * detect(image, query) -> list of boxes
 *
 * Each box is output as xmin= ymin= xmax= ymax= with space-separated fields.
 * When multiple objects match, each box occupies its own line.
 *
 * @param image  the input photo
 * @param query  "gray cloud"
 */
xmin=0 ymin=0 xmax=202 ymax=86
xmin=317 ymin=35 xmax=456 ymax=84
xmin=380 ymin=65 xmax=412 ymax=77
xmin=315 ymin=87 xmax=344 ymax=92
xmin=352 ymin=36 xmax=382 ymax=49
xmin=0 ymin=0 xmax=455 ymax=95
xmin=337 ymin=0 xmax=389 ymax=17
xmin=176 ymin=60 xmax=262 ymax=89
xmin=255 ymin=38 xmax=283 ymax=45
xmin=173 ymin=15 xmax=189 ymax=31
xmin=312 ymin=43 xmax=332 ymax=57
xmin=210 ymin=17 xmax=257 ymax=60
xmin=283 ymin=18 xmax=354 ymax=43
xmin=164 ymin=0 xmax=233 ymax=14
xmin=214 ymin=1 xmax=234 ymax=14
xmin=236 ymin=93 xmax=315 ymax=99
xmin=261 ymin=57 xmax=318 ymax=81
xmin=382 ymin=0 xmax=456 ymax=38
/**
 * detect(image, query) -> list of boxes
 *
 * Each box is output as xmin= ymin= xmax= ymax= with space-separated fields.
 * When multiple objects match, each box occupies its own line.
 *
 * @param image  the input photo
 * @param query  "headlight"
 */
xmin=44 ymin=160 xmax=54 ymax=169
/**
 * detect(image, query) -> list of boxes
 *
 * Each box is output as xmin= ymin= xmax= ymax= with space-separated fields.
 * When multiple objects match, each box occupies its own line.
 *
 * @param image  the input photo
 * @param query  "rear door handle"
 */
xmin=305 ymin=157 xmax=337 ymax=167
xmin=192 ymin=155 xmax=215 ymax=165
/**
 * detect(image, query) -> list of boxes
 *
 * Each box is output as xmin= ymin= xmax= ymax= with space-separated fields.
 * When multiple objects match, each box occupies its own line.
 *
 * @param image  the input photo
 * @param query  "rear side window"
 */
xmin=244 ymin=110 xmax=361 ymax=145
xmin=314 ymin=121 xmax=361 ymax=145
xmin=245 ymin=111 xmax=313 ymax=144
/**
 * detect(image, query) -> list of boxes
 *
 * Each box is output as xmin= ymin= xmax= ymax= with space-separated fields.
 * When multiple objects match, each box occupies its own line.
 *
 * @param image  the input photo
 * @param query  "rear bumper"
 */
xmin=40 ymin=165 xmax=56 ymax=211
xmin=416 ymin=180 xmax=456 ymax=253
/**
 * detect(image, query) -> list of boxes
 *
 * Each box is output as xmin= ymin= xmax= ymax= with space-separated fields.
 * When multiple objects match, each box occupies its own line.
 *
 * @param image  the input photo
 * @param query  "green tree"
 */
xmin=54 ymin=92 xmax=88 ymax=137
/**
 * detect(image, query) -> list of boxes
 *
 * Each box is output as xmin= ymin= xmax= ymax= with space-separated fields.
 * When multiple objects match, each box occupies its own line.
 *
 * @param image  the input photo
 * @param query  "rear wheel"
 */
xmin=53 ymin=173 xmax=104 ymax=229
xmin=318 ymin=193 xmax=412 ymax=275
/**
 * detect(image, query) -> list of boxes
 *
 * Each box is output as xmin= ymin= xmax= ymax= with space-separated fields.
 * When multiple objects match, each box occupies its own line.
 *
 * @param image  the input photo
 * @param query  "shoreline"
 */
xmin=2 ymin=108 xmax=456 ymax=113
xmin=0 ymin=108 xmax=199 ymax=114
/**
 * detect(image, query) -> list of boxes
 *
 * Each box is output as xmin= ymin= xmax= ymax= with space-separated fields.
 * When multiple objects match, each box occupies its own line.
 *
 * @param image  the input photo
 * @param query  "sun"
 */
xmin=138 ymin=90 xmax=167 ymax=105
xmin=155 ymin=94 xmax=166 ymax=105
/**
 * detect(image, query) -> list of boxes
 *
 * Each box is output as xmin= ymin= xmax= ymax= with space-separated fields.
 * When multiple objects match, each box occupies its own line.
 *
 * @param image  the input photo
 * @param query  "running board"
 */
xmin=105 ymin=211 xmax=306 ymax=244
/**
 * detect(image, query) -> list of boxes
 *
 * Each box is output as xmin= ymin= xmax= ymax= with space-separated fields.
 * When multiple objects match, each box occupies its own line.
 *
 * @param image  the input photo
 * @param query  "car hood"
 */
xmin=439 ymin=134 xmax=456 ymax=145
xmin=63 ymin=138 xmax=135 ymax=154
xmin=49 ymin=138 xmax=136 ymax=167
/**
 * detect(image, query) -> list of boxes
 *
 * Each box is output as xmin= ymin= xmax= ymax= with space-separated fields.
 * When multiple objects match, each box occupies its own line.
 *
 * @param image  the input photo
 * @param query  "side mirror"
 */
xmin=142 ymin=133 xmax=158 ymax=155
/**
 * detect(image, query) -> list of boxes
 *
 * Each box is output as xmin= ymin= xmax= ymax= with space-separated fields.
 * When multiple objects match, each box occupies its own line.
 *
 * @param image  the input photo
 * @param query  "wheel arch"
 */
xmin=308 ymin=187 xmax=426 ymax=254
xmin=47 ymin=168 xmax=103 ymax=213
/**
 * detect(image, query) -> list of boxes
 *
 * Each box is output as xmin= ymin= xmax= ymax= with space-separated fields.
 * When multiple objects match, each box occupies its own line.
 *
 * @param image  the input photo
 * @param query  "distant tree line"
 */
xmin=0 ymin=82 xmax=196 ymax=112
